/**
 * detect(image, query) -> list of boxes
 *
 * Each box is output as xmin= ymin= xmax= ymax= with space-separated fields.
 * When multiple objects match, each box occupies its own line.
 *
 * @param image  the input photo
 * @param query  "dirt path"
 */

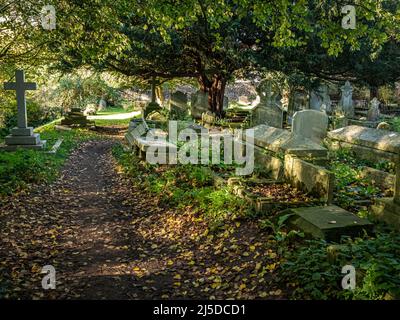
xmin=0 ymin=139 xmax=284 ymax=300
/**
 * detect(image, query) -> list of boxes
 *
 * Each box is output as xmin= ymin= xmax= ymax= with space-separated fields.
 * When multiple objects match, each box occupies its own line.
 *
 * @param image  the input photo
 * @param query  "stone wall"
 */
xmin=284 ymin=154 xmax=335 ymax=203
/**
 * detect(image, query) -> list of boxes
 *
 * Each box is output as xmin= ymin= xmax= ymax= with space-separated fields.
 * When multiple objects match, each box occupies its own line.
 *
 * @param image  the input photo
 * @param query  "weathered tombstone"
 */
xmin=98 ymin=97 xmax=107 ymax=111
xmin=3 ymin=70 xmax=46 ymax=150
xmin=190 ymin=90 xmax=209 ymax=119
xmin=292 ymin=110 xmax=329 ymax=144
xmin=367 ymin=97 xmax=381 ymax=121
xmin=252 ymin=80 xmax=285 ymax=128
xmin=310 ymin=85 xmax=332 ymax=113
xmin=169 ymin=90 xmax=188 ymax=118
xmin=339 ymin=81 xmax=354 ymax=117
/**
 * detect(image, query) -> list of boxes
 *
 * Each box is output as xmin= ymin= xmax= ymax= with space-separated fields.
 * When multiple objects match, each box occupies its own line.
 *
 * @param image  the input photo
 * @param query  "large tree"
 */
xmin=7 ymin=0 xmax=400 ymax=115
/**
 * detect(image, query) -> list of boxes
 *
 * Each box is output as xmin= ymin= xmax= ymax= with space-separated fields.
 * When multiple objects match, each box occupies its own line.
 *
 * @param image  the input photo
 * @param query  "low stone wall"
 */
xmin=284 ymin=155 xmax=335 ymax=203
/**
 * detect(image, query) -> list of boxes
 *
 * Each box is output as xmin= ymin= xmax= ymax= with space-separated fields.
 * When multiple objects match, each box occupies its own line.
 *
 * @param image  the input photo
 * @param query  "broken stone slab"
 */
xmin=46 ymin=138 xmax=63 ymax=154
xmin=282 ymin=205 xmax=373 ymax=242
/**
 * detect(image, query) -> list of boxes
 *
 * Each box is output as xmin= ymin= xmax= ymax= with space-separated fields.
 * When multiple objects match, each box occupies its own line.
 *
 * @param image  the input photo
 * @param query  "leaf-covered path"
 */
xmin=0 ymin=138 xmax=285 ymax=299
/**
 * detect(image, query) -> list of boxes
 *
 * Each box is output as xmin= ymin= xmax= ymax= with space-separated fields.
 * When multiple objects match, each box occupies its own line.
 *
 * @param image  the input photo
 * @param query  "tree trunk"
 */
xmin=198 ymin=74 xmax=226 ymax=117
xmin=151 ymin=76 xmax=156 ymax=103
xmin=208 ymin=75 xmax=226 ymax=117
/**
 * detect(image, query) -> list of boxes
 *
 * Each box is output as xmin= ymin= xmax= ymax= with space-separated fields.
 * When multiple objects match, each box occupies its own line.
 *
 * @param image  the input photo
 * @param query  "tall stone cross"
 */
xmin=4 ymin=70 xmax=37 ymax=129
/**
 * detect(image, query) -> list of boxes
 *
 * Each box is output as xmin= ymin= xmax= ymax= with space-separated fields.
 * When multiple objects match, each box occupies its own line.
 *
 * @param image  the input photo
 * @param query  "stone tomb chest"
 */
xmin=327 ymin=125 xmax=400 ymax=163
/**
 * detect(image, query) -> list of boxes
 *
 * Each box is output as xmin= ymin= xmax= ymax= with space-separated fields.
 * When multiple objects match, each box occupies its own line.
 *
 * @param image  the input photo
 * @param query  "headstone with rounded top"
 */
xmin=292 ymin=110 xmax=329 ymax=144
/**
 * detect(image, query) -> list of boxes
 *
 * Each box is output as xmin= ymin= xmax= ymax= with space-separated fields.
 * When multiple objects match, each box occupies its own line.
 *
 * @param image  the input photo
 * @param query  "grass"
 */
xmin=0 ymin=123 xmax=99 ymax=196
xmin=93 ymin=118 xmax=133 ymax=126
xmin=95 ymin=106 xmax=136 ymax=115
xmin=112 ymin=144 xmax=251 ymax=231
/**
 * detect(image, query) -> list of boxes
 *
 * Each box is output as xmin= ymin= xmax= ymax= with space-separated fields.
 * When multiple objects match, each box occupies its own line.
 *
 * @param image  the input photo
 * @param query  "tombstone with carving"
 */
xmin=339 ymin=81 xmax=354 ymax=117
xmin=367 ymin=98 xmax=381 ymax=122
xmin=191 ymin=90 xmax=209 ymax=119
xmin=310 ymin=85 xmax=332 ymax=113
xmin=169 ymin=90 xmax=188 ymax=119
xmin=252 ymin=79 xmax=285 ymax=128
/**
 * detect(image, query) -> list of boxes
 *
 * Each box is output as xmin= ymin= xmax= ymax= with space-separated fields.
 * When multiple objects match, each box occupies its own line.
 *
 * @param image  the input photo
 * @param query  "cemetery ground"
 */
xmin=0 ymin=110 xmax=399 ymax=300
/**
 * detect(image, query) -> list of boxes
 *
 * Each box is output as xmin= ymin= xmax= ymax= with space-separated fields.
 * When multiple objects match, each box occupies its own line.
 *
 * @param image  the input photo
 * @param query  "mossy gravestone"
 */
xmin=3 ymin=70 xmax=46 ymax=150
xmin=61 ymin=108 xmax=94 ymax=127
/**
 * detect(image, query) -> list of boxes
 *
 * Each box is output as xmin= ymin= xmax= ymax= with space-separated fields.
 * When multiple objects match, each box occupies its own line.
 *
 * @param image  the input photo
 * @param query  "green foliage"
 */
xmin=0 ymin=125 xmax=96 ymax=195
xmin=53 ymin=73 xmax=122 ymax=111
xmin=281 ymin=232 xmax=400 ymax=300
xmin=259 ymin=214 xmax=304 ymax=243
xmin=329 ymin=149 xmax=384 ymax=211
xmin=112 ymin=147 xmax=251 ymax=231
xmin=389 ymin=117 xmax=400 ymax=133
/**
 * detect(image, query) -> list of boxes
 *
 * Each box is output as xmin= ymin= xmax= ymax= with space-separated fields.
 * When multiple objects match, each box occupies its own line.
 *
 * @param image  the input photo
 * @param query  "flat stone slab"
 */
xmin=246 ymin=125 xmax=328 ymax=158
xmin=283 ymin=205 xmax=373 ymax=242
xmin=328 ymin=125 xmax=400 ymax=154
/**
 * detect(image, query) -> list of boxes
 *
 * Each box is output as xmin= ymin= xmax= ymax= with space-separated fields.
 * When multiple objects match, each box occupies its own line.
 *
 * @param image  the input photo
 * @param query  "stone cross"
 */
xmin=4 ymin=70 xmax=37 ymax=129
xmin=367 ymin=97 xmax=381 ymax=121
xmin=339 ymin=81 xmax=354 ymax=117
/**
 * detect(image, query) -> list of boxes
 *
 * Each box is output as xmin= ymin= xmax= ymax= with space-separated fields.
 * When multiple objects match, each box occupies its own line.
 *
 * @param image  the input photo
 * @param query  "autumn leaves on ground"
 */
xmin=0 ymin=131 xmax=286 ymax=300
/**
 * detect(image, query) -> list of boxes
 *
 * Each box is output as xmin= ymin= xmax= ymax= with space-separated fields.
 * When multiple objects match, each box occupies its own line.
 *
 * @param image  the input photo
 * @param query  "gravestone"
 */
xmin=327 ymin=125 xmax=400 ymax=163
xmin=169 ymin=91 xmax=188 ymax=118
xmin=283 ymin=205 xmax=373 ymax=242
xmin=3 ymin=70 xmax=46 ymax=150
xmin=339 ymin=81 xmax=354 ymax=117
xmin=310 ymin=85 xmax=331 ymax=113
xmin=191 ymin=90 xmax=209 ymax=119
xmin=252 ymin=80 xmax=285 ymax=128
xmin=61 ymin=108 xmax=94 ymax=127
xmin=292 ymin=110 xmax=329 ymax=144
xmin=367 ymin=98 xmax=381 ymax=121
xmin=98 ymin=98 xmax=107 ymax=111
xmin=247 ymin=124 xmax=328 ymax=159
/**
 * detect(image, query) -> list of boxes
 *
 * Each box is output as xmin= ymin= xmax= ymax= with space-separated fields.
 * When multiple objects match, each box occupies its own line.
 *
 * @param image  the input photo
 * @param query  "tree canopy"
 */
xmin=2 ymin=0 xmax=400 ymax=114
